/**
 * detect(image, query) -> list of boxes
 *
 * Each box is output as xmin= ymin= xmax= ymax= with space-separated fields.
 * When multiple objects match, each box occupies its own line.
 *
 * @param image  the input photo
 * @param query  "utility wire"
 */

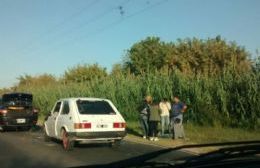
xmin=19 ymin=0 xmax=131 ymax=55
xmin=49 ymin=0 xmax=169 ymax=51
xmin=21 ymin=0 xmax=169 ymax=58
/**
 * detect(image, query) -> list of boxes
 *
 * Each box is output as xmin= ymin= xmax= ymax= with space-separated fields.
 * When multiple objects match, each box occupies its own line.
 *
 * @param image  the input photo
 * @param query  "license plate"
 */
xmin=16 ymin=118 xmax=26 ymax=123
xmin=96 ymin=124 xmax=108 ymax=128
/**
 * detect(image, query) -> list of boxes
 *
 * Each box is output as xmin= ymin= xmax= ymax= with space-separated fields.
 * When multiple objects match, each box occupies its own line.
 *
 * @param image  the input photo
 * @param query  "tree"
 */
xmin=17 ymin=74 xmax=56 ymax=87
xmin=123 ymin=36 xmax=252 ymax=76
xmin=110 ymin=63 xmax=124 ymax=77
xmin=64 ymin=64 xmax=107 ymax=83
xmin=124 ymin=37 xmax=167 ymax=74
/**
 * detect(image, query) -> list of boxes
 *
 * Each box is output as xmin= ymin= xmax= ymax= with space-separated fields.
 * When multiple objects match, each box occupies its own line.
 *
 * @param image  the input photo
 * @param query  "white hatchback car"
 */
xmin=44 ymin=98 xmax=126 ymax=150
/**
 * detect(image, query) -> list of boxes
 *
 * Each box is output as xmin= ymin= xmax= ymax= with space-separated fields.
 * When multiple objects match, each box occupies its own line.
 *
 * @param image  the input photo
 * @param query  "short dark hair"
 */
xmin=173 ymin=96 xmax=180 ymax=100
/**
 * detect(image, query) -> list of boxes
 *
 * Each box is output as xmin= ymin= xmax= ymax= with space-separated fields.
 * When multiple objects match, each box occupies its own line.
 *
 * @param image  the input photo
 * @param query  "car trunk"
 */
xmin=75 ymin=99 xmax=125 ymax=132
xmin=1 ymin=93 xmax=34 ymax=125
xmin=6 ymin=106 xmax=33 ymax=118
xmin=77 ymin=114 xmax=124 ymax=132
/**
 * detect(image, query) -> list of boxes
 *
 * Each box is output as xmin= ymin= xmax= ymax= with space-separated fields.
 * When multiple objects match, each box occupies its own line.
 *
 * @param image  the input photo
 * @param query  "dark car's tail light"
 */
xmin=113 ymin=122 xmax=126 ymax=128
xmin=74 ymin=123 xmax=91 ymax=129
xmin=0 ymin=109 xmax=7 ymax=115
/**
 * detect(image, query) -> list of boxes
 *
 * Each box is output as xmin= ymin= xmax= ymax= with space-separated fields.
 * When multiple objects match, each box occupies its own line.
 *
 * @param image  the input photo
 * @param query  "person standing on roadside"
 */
xmin=139 ymin=96 xmax=152 ymax=139
xmin=170 ymin=96 xmax=187 ymax=140
xmin=159 ymin=98 xmax=171 ymax=136
xmin=149 ymin=102 xmax=160 ymax=141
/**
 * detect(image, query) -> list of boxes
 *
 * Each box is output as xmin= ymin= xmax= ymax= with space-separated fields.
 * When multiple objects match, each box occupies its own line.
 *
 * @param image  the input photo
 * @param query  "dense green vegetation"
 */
xmin=1 ymin=36 xmax=259 ymax=130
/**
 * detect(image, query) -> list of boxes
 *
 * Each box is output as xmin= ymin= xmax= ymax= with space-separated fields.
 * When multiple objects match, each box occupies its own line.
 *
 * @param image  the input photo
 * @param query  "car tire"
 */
xmin=62 ymin=129 xmax=74 ymax=151
xmin=44 ymin=127 xmax=51 ymax=142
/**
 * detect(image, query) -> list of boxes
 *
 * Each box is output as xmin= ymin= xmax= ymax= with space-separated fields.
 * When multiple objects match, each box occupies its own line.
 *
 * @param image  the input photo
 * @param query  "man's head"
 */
xmin=173 ymin=96 xmax=180 ymax=103
xmin=162 ymin=98 xmax=167 ymax=102
xmin=145 ymin=95 xmax=153 ymax=104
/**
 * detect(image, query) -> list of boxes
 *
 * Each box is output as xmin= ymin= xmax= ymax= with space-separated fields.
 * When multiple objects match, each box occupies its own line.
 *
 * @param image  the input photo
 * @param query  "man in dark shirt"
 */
xmin=170 ymin=96 xmax=187 ymax=140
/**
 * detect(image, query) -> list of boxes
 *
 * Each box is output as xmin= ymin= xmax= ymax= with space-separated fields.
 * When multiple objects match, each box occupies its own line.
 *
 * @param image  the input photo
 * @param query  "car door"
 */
xmin=55 ymin=100 xmax=73 ymax=139
xmin=47 ymin=101 xmax=62 ymax=138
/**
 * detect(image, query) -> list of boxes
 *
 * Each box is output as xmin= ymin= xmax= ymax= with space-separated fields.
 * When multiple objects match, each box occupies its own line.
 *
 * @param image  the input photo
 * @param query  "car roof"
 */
xmin=58 ymin=97 xmax=110 ymax=102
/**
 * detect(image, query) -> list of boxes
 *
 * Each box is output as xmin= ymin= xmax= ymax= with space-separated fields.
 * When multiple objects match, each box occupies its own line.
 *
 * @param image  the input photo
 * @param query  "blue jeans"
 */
xmin=161 ymin=115 xmax=170 ymax=135
xmin=139 ymin=114 xmax=149 ymax=137
xmin=171 ymin=114 xmax=185 ymax=139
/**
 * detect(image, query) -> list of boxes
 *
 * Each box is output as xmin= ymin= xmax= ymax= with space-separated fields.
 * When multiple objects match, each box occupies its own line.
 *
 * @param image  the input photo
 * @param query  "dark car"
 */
xmin=0 ymin=92 xmax=38 ymax=131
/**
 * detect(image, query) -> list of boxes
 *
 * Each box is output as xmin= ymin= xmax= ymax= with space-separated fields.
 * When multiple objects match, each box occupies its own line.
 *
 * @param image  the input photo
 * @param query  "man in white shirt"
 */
xmin=159 ymin=98 xmax=171 ymax=136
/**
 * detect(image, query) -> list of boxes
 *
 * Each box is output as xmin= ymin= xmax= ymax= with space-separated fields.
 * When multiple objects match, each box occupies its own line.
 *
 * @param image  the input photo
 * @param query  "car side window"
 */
xmin=53 ymin=102 xmax=61 ymax=114
xmin=61 ymin=101 xmax=70 ymax=115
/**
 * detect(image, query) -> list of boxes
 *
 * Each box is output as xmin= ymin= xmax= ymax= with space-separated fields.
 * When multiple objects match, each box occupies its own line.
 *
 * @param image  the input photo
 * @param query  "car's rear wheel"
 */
xmin=62 ymin=129 xmax=74 ymax=151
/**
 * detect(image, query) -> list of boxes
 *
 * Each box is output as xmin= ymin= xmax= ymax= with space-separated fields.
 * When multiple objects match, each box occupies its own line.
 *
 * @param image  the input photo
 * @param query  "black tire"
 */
xmin=44 ymin=128 xmax=51 ymax=142
xmin=62 ymin=129 xmax=74 ymax=151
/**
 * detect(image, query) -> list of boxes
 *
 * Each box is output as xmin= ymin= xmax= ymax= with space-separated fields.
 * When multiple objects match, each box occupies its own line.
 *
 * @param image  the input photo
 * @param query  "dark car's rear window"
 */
xmin=2 ymin=93 xmax=33 ymax=107
xmin=76 ymin=100 xmax=115 ymax=115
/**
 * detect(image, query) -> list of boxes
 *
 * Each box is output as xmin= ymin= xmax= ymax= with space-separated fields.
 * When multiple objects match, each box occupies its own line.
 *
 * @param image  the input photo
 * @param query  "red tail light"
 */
xmin=74 ymin=123 xmax=91 ymax=129
xmin=0 ymin=109 xmax=7 ymax=115
xmin=113 ymin=122 xmax=126 ymax=128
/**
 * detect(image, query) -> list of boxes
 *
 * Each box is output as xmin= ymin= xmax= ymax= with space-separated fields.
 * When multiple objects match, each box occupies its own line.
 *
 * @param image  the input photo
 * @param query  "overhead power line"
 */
xmin=19 ymin=0 xmax=132 ymax=55
xmin=20 ymin=0 xmax=169 ymax=58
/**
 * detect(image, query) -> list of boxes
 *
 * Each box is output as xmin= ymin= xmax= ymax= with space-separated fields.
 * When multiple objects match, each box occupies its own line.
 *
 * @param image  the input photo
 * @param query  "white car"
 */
xmin=44 ymin=98 xmax=126 ymax=150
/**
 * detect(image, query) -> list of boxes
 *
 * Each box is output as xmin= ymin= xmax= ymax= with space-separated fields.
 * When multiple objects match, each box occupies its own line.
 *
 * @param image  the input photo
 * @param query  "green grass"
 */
xmin=16 ymin=71 xmax=260 ymax=130
xmin=185 ymin=123 xmax=260 ymax=143
xmin=126 ymin=121 xmax=260 ymax=144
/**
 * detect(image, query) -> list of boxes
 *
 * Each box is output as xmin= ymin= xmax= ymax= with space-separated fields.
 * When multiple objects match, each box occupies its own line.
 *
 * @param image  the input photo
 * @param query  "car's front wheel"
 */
xmin=62 ymin=129 xmax=74 ymax=151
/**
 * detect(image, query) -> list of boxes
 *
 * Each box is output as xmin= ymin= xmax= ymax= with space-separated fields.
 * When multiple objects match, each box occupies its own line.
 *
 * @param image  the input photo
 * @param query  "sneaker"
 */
xmin=149 ymin=137 xmax=154 ymax=141
xmin=154 ymin=137 xmax=159 ymax=141
xmin=143 ymin=136 xmax=147 ymax=139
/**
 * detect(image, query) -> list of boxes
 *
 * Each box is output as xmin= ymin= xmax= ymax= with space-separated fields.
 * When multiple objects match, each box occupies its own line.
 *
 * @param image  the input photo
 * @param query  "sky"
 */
xmin=0 ymin=0 xmax=259 ymax=88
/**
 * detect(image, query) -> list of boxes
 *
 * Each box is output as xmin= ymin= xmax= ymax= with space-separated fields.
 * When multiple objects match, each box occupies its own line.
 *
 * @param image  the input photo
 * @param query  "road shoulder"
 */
xmin=124 ymin=134 xmax=217 ymax=155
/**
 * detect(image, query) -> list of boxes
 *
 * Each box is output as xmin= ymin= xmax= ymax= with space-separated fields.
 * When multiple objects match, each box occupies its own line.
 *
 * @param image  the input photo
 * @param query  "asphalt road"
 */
xmin=0 ymin=129 xmax=192 ymax=168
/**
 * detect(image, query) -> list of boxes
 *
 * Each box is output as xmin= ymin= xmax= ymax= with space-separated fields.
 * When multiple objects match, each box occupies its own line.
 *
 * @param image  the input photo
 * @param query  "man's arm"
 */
xmin=181 ymin=103 xmax=187 ymax=112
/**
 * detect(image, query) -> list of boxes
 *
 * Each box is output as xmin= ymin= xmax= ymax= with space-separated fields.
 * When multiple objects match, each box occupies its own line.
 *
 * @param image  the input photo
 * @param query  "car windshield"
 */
xmin=2 ymin=93 xmax=33 ymax=107
xmin=76 ymin=100 xmax=116 ymax=115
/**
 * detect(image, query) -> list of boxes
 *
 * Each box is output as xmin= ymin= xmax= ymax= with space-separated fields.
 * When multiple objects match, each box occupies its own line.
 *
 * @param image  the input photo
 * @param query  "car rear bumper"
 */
xmin=0 ymin=116 xmax=38 ymax=127
xmin=68 ymin=131 xmax=127 ymax=141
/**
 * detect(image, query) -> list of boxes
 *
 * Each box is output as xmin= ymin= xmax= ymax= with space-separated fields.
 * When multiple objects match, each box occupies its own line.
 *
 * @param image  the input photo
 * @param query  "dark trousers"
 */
xmin=149 ymin=121 xmax=159 ymax=137
xmin=139 ymin=114 xmax=149 ymax=137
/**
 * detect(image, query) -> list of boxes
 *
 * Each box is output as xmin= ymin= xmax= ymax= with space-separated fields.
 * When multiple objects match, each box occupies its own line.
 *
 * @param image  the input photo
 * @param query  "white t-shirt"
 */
xmin=159 ymin=101 xmax=171 ymax=116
